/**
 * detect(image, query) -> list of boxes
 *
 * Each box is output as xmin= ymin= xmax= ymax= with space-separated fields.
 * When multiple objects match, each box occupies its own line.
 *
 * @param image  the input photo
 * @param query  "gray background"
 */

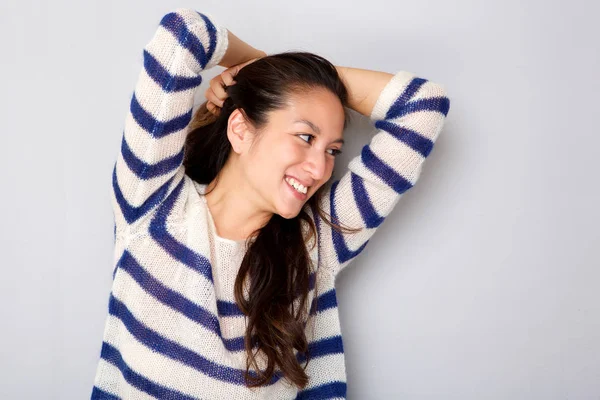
xmin=2 ymin=0 xmax=599 ymax=398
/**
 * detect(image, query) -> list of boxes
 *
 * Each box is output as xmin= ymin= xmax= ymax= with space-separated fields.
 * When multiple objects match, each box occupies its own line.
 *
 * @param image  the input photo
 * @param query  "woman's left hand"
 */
xmin=205 ymin=55 xmax=265 ymax=116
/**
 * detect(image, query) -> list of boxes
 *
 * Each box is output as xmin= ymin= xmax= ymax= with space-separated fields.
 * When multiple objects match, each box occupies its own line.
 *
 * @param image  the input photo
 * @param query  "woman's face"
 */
xmin=240 ymin=88 xmax=346 ymax=219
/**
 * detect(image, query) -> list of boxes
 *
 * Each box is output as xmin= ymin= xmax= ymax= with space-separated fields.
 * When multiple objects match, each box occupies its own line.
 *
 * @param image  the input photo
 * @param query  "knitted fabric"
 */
xmin=91 ymin=8 xmax=451 ymax=399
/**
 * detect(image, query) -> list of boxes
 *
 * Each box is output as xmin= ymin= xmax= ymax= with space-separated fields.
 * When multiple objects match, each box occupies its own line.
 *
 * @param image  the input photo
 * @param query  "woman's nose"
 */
xmin=305 ymin=150 xmax=327 ymax=181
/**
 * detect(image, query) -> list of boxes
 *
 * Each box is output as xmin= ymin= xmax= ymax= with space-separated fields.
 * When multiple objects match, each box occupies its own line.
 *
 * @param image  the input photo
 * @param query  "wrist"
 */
xmin=219 ymin=30 xmax=265 ymax=68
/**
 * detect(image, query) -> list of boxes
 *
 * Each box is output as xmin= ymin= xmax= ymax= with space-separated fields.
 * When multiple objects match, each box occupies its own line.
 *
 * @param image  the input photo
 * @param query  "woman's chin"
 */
xmin=275 ymin=198 xmax=304 ymax=219
xmin=277 ymin=183 xmax=305 ymax=218
xmin=277 ymin=207 xmax=301 ymax=220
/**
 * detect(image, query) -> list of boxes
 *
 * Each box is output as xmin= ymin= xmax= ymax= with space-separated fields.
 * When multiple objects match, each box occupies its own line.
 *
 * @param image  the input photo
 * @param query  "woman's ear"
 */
xmin=227 ymin=108 xmax=254 ymax=154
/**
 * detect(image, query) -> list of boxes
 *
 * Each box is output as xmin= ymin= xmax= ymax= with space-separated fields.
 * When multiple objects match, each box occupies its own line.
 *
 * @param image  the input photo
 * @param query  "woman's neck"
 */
xmin=203 ymin=162 xmax=273 ymax=241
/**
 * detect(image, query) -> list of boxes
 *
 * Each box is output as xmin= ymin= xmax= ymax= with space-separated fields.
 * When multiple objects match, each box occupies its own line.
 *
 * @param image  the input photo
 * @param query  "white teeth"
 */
xmin=285 ymin=177 xmax=308 ymax=194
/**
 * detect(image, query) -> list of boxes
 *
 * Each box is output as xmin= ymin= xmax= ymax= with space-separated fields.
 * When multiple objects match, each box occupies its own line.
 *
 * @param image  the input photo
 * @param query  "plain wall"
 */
xmin=1 ymin=0 xmax=599 ymax=398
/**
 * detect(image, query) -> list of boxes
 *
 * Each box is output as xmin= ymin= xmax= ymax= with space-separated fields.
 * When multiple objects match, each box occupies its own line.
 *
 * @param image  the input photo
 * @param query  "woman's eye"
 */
xmin=298 ymin=134 xmax=342 ymax=157
xmin=298 ymin=133 xmax=314 ymax=143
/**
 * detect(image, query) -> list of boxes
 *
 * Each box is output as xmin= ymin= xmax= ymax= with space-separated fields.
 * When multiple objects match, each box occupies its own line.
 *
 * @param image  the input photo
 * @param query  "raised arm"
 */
xmin=335 ymin=66 xmax=395 ymax=117
xmin=312 ymin=66 xmax=451 ymax=277
xmin=111 ymin=8 xmax=262 ymax=234
xmin=218 ymin=30 xmax=267 ymax=69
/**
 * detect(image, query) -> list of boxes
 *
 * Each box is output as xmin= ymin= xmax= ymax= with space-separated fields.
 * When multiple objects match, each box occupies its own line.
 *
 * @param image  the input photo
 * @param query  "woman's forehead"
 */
xmin=270 ymin=91 xmax=346 ymax=133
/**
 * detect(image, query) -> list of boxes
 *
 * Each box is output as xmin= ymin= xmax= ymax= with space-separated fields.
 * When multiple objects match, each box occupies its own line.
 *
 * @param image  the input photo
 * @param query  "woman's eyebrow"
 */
xmin=294 ymin=119 xmax=344 ymax=145
xmin=294 ymin=119 xmax=321 ymax=134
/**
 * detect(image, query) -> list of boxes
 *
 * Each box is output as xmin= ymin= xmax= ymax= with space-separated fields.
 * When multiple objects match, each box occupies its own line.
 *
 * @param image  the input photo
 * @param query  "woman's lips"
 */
xmin=284 ymin=177 xmax=308 ymax=201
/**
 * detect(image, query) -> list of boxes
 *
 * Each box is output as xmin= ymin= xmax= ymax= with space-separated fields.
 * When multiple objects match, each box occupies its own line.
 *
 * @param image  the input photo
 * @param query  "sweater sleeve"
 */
xmin=110 ymin=8 xmax=228 ymax=234
xmin=312 ymin=70 xmax=450 ymax=277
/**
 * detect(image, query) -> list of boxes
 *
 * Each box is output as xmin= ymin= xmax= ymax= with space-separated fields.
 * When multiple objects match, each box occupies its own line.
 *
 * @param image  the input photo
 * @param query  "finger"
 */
xmin=206 ymin=101 xmax=214 ymax=114
xmin=222 ymin=66 xmax=239 ymax=81
xmin=209 ymin=79 xmax=227 ymax=105
xmin=207 ymin=101 xmax=220 ymax=116
xmin=208 ymin=74 xmax=227 ymax=93
xmin=206 ymin=87 xmax=224 ymax=108
xmin=206 ymin=101 xmax=214 ymax=111
xmin=221 ymin=70 xmax=236 ymax=86
xmin=236 ymin=57 xmax=260 ymax=71
xmin=222 ymin=58 xmax=255 ymax=82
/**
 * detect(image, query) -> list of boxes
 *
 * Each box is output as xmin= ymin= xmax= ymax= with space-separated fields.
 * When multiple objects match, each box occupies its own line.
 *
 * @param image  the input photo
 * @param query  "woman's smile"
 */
xmin=284 ymin=176 xmax=308 ymax=201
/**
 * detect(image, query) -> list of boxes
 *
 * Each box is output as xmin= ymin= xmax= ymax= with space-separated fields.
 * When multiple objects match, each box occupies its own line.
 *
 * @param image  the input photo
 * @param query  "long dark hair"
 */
xmin=183 ymin=51 xmax=360 ymax=389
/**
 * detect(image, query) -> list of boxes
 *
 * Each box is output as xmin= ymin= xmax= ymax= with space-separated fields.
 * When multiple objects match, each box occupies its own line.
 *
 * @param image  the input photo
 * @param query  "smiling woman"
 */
xmin=191 ymin=69 xmax=350 ymax=224
xmin=183 ymin=54 xmax=356 ymax=390
xmin=93 ymin=7 xmax=450 ymax=400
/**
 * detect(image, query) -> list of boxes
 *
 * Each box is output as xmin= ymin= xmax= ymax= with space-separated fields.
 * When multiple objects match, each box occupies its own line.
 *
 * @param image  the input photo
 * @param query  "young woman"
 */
xmin=92 ymin=8 xmax=450 ymax=399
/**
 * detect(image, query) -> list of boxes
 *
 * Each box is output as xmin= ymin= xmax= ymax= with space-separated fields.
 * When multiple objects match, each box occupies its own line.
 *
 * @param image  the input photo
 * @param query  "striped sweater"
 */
xmin=92 ymin=8 xmax=450 ymax=400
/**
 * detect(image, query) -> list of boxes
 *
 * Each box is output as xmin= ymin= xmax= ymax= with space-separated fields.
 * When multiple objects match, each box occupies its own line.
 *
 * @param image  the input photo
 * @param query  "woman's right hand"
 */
xmin=205 ymin=54 xmax=265 ymax=116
